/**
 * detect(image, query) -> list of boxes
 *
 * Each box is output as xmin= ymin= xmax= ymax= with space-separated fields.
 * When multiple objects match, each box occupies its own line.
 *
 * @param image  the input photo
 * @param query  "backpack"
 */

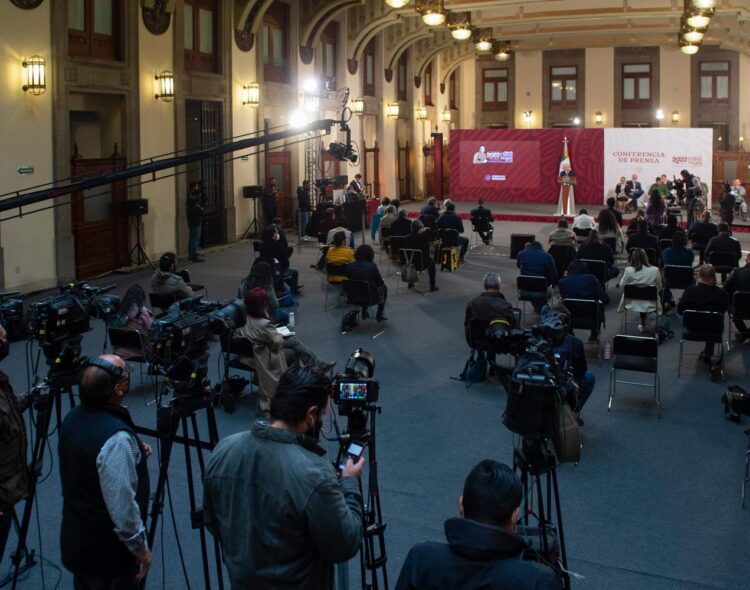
xmin=400 ymin=250 xmax=420 ymax=283
xmin=340 ymin=309 xmax=359 ymax=334
xmin=457 ymin=350 xmax=487 ymax=387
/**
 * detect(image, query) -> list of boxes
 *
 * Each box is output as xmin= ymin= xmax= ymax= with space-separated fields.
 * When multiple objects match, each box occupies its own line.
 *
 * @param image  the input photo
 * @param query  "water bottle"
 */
xmin=603 ymin=341 xmax=611 ymax=360
xmin=288 ymin=312 xmax=295 ymax=331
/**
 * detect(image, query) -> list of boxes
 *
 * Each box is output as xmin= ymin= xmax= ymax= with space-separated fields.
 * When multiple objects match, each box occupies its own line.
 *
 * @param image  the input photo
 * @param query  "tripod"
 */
xmin=241 ymin=197 xmax=261 ymax=239
xmin=128 ymin=214 xmax=153 ymax=268
xmin=5 ymin=337 xmax=81 ymax=590
xmin=335 ymin=404 xmax=388 ymax=590
xmin=513 ymin=438 xmax=570 ymax=590
xmin=135 ymin=369 xmax=223 ymax=590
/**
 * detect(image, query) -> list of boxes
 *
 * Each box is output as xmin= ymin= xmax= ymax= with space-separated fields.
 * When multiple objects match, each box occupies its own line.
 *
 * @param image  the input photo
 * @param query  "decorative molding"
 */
xmin=347 ymin=58 xmax=358 ymax=75
xmin=299 ymin=0 xmax=363 ymax=64
xmin=234 ymin=24 xmax=255 ymax=52
xmin=141 ymin=0 xmax=173 ymax=36
xmin=120 ymin=71 xmax=130 ymax=86
xmin=10 ymin=0 xmax=44 ymax=9
xmin=65 ymin=66 xmax=78 ymax=83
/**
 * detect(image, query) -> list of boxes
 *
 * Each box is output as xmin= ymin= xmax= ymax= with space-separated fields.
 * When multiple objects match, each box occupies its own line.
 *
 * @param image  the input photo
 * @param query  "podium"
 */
xmin=556 ymin=176 xmax=576 ymax=216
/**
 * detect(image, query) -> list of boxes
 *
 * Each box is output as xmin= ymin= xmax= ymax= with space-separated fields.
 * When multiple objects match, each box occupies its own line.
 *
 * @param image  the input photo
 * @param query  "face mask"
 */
xmin=0 ymin=339 xmax=9 ymax=362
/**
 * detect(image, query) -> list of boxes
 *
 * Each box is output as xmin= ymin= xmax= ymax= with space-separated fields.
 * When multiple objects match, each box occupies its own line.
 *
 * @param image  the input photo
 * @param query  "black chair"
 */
xmin=323 ymin=262 xmax=348 ymax=311
xmin=642 ymin=247 xmax=659 ymax=267
xmin=580 ymin=258 xmax=608 ymax=288
xmin=728 ymin=291 xmax=750 ymax=342
xmin=659 ymin=239 xmax=673 ymax=252
xmin=663 ymin=265 xmax=694 ymax=291
xmin=388 ymin=235 xmax=407 ymax=264
xmin=621 ymin=284 xmax=659 ymax=333
xmin=603 ymin=237 xmax=619 ymax=255
xmin=438 ymin=228 xmax=459 ymax=248
xmin=561 ymin=298 xmax=604 ymax=354
xmin=341 ymin=280 xmax=385 ymax=337
xmin=470 ymin=217 xmax=493 ymax=248
xmin=678 ymin=310 xmax=726 ymax=381
xmin=149 ymin=293 xmax=177 ymax=314
xmin=219 ymin=333 xmax=256 ymax=413
xmin=516 ymin=275 xmax=550 ymax=321
xmin=465 ymin=318 xmax=493 ymax=353
xmin=317 ymin=231 xmax=327 ymax=245
xmin=510 ymin=234 xmax=535 ymax=259
xmin=573 ymin=227 xmax=591 ymax=244
xmin=396 ymin=248 xmax=426 ymax=294
xmin=608 ymin=334 xmax=660 ymax=418
xmin=548 ymin=245 xmax=577 ymax=282
xmin=707 ymin=251 xmax=739 ymax=283
xmin=108 ymin=328 xmax=151 ymax=386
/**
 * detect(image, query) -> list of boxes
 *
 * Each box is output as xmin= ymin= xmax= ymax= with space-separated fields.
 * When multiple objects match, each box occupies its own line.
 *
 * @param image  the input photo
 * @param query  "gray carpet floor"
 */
xmin=2 ymin=219 xmax=749 ymax=590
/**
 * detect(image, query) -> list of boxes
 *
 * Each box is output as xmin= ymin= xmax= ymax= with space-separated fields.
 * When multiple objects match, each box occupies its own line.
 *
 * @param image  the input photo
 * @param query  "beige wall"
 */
xmin=0 ymin=3 xmax=55 ymax=291
xmin=459 ymin=60 xmax=475 ymax=130
xmin=659 ymin=47 xmax=691 ymax=128
xmin=585 ymin=47 xmax=614 ymax=128
xmin=138 ymin=17 xmax=176 ymax=260
xmin=739 ymin=53 xmax=750 ymax=143
xmin=514 ymin=51 xmax=542 ymax=128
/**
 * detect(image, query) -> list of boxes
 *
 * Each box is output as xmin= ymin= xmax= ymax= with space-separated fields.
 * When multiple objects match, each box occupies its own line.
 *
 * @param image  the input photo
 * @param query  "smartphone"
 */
xmin=339 ymin=440 xmax=366 ymax=471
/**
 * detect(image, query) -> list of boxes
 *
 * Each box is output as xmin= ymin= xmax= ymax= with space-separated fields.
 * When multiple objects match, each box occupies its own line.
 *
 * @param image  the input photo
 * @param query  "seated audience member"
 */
xmin=548 ymin=218 xmax=576 ymax=247
xmin=558 ymin=260 xmax=607 ymax=342
xmin=470 ymin=199 xmax=494 ymax=245
xmin=378 ymin=205 xmax=398 ymax=246
xmin=661 ymin=230 xmax=694 ymax=267
xmin=626 ymin=209 xmax=647 ymax=236
xmin=658 ymin=214 xmax=681 ymax=242
xmin=420 ymin=197 xmax=440 ymax=218
xmin=597 ymin=208 xmax=624 ymax=253
xmin=271 ymin=218 xmax=293 ymax=259
xmin=625 ymin=218 xmax=659 ymax=261
xmin=517 ymin=241 xmax=557 ymax=312
xmin=577 ymin=230 xmax=618 ymax=279
xmin=305 ymin=202 xmax=327 ymax=238
xmin=719 ymin=183 xmax=735 ymax=227
xmin=151 ymin=252 xmax=194 ymax=300
xmin=437 ymin=202 xmax=469 ymax=261
xmin=704 ymin=222 xmax=742 ymax=273
xmin=645 ymin=189 xmax=667 ymax=227
xmin=572 ymin=209 xmax=596 ymax=231
xmin=238 ymin=288 xmax=334 ymax=416
xmin=688 ymin=210 xmax=719 ymax=264
xmin=648 ymin=176 xmax=671 ymax=201
xmin=677 ymin=264 xmax=729 ymax=380
xmin=618 ymin=248 xmax=662 ymax=333
xmin=239 ymin=259 xmax=290 ymax=323
xmin=111 ymin=284 xmax=154 ymax=359
xmin=725 ymin=251 xmax=750 ymax=342
xmin=464 ymin=273 xmax=517 ymax=368
xmin=346 ymin=245 xmax=388 ymax=323
xmin=259 ymin=225 xmax=303 ymax=294
xmin=550 ymin=306 xmax=596 ymax=417
xmin=390 ymin=209 xmax=413 ymax=237
xmin=403 ymin=220 xmax=438 ymax=292
xmin=395 ymin=460 xmax=560 ymax=590
xmin=325 ymin=231 xmax=355 ymax=283
xmin=318 ymin=208 xmax=337 ymax=239
xmin=606 ymin=197 xmax=624 ymax=226
xmin=370 ymin=197 xmax=391 ymax=241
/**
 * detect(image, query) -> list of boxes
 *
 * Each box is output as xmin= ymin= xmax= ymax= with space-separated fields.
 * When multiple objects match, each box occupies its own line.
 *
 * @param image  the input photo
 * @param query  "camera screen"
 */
xmin=338 ymin=380 xmax=368 ymax=401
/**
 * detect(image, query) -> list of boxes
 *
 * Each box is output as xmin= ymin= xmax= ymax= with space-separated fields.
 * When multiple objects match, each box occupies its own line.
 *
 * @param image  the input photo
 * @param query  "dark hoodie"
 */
xmin=395 ymin=517 xmax=561 ymax=590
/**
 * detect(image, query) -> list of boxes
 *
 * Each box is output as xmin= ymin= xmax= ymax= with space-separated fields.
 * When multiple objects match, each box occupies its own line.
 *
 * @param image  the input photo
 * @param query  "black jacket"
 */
xmin=626 ymin=232 xmax=659 ymax=253
xmin=725 ymin=265 xmax=750 ymax=296
xmin=688 ymin=221 xmax=718 ymax=247
xmin=395 ymin=517 xmax=560 ymax=590
xmin=470 ymin=206 xmax=493 ymax=221
xmin=186 ymin=196 xmax=204 ymax=228
xmin=705 ymin=234 xmax=741 ymax=265
xmin=403 ymin=232 xmax=432 ymax=270
xmin=577 ymin=242 xmax=615 ymax=268
xmin=677 ymin=283 xmax=729 ymax=316
xmin=420 ymin=204 xmax=440 ymax=218
xmin=0 ymin=372 xmax=27 ymax=510
xmin=437 ymin=211 xmax=465 ymax=234
xmin=658 ymin=224 xmax=681 ymax=241
xmin=259 ymin=238 xmax=290 ymax=270
xmin=297 ymin=186 xmax=311 ymax=212
xmin=464 ymin=291 xmax=516 ymax=328
xmin=608 ymin=206 xmax=623 ymax=226
xmin=346 ymin=260 xmax=385 ymax=288
xmin=390 ymin=216 xmax=413 ymax=237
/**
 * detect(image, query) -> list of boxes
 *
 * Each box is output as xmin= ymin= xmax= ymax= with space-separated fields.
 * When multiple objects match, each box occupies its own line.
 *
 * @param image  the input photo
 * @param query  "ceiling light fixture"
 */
xmin=688 ymin=0 xmax=716 ymax=9
xmin=473 ymin=30 xmax=493 ymax=52
xmin=417 ymin=0 xmax=446 ymax=27
xmin=679 ymin=39 xmax=700 ymax=54
xmin=685 ymin=11 xmax=711 ymax=29
xmin=385 ymin=0 xmax=410 ymax=7
xmin=493 ymin=42 xmax=511 ymax=61
xmin=448 ymin=12 xmax=472 ymax=40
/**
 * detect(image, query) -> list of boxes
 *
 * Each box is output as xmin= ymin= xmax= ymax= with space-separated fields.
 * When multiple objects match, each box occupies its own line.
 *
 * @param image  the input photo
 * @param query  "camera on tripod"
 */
xmin=332 ymin=348 xmax=379 ymax=419
xmin=0 ymin=291 xmax=25 ymax=340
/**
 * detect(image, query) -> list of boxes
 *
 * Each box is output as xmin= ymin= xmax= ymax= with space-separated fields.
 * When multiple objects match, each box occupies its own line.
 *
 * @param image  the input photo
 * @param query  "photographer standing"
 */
xmin=203 ymin=366 xmax=364 ymax=590
xmin=0 ymin=324 xmax=28 ymax=565
xmin=297 ymin=179 xmax=312 ymax=238
xmin=59 ymin=354 xmax=152 ymax=589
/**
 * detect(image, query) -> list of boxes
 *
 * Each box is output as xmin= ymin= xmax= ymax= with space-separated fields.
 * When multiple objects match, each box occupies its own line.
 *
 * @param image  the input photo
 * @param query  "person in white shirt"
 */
xmin=572 ymin=209 xmax=596 ymax=231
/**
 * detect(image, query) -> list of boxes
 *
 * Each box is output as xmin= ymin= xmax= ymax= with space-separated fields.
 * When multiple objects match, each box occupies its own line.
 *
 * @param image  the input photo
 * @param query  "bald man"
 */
xmin=59 ymin=355 xmax=152 ymax=589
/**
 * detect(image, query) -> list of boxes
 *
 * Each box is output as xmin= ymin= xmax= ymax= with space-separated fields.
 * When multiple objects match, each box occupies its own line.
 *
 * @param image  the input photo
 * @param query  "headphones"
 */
xmin=84 ymin=357 xmax=126 ymax=385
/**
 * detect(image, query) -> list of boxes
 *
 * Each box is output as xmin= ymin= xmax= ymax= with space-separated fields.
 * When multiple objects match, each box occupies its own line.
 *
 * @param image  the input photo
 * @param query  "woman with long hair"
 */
xmin=239 ymin=259 xmax=290 ymax=323
xmin=618 ymin=248 xmax=662 ymax=332
xmin=645 ymin=189 xmax=667 ymax=227
xmin=111 ymin=284 xmax=154 ymax=359
xmin=596 ymin=208 xmax=624 ymax=253
xmin=577 ymin=229 xmax=618 ymax=279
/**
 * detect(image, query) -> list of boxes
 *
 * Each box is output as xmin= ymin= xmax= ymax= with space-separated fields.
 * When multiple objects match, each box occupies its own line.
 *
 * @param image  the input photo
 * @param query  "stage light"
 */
xmin=385 ymin=0 xmax=410 ymax=7
xmin=573 ymin=117 xmax=581 ymax=126
xmin=288 ymin=110 xmax=309 ymax=129
xmin=415 ymin=105 xmax=427 ymax=120
xmin=387 ymin=102 xmax=400 ymax=118
xmin=595 ymin=111 xmax=603 ymax=125
xmin=672 ymin=111 xmax=680 ymax=124
xmin=685 ymin=12 xmax=711 ymax=29
xmin=655 ymin=109 xmax=665 ymax=121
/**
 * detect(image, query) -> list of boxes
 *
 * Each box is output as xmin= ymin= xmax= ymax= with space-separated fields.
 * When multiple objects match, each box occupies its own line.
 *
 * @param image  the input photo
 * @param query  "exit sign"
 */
xmin=17 ymin=166 xmax=35 ymax=176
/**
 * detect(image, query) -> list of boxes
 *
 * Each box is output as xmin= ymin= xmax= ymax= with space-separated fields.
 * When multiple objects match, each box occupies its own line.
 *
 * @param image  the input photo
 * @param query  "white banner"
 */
xmin=603 ymin=128 xmax=713 ymax=206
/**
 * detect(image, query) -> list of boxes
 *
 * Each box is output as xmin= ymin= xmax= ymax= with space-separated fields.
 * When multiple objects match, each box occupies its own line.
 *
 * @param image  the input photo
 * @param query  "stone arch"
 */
xmin=346 ymin=12 xmax=403 ymax=75
xmin=299 ymin=0 xmax=366 ymax=65
xmin=383 ymin=31 xmax=433 ymax=83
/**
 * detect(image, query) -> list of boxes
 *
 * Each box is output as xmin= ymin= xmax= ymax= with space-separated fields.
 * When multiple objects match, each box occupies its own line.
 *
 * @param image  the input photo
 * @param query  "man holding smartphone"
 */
xmin=204 ymin=366 xmax=364 ymax=590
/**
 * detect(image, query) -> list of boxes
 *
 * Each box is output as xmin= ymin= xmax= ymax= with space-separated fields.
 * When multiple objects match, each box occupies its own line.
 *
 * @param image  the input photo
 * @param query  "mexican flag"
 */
xmin=559 ymin=138 xmax=571 ymax=173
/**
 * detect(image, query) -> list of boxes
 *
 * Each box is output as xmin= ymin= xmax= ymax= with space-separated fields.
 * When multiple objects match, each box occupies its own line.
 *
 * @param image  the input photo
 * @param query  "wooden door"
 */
xmin=713 ymin=151 xmax=750 ymax=200
xmin=364 ymin=141 xmax=381 ymax=198
xmin=397 ymin=141 xmax=412 ymax=200
xmin=70 ymin=155 xmax=128 ymax=278
xmin=431 ymin=133 xmax=444 ymax=201
xmin=266 ymin=151 xmax=292 ymax=226
xmin=186 ymin=100 xmax=224 ymax=247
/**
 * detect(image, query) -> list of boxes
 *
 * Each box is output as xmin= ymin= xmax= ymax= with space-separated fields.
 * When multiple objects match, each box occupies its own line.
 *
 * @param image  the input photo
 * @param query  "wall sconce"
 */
xmin=351 ymin=97 xmax=365 ymax=115
xmin=655 ymin=108 xmax=665 ymax=121
xmin=594 ymin=111 xmax=603 ymax=125
xmin=740 ymin=136 xmax=744 ymax=150
xmin=241 ymin=83 xmax=260 ymax=106
xmin=386 ymin=102 xmax=400 ymax=118
xmin=416 ymin=106 xmax=427 ymax=120
xmin=522 ymin=110 xmax=532 ymax=128
xmin=671 ymin=110 xmax=680 ymax=125
xmin=22 ymin=56 xmax=46 ymax=95
xmin=303 ymin=94 xmax=320 ymax=112
xmin=154 ymin=71 xmax=174 ymax=102
xmin=441 ymin=107 xmax=452 ymax=124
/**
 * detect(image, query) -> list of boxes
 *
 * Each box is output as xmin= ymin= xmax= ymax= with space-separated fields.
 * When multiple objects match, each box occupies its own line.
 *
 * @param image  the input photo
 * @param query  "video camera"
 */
xmin=149 ymin=297 xmax=246 ymax=365
xmin=333 ymin=348 xmax=378 ymax=414
xmin=28 ymin=282 xmax=119 ymax=344
xmin=0 ymin=291 xmax=25 ymax=340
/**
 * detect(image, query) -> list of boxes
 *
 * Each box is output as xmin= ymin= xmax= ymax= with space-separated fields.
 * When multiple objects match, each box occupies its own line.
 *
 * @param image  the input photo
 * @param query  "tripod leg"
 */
xmin=550 ymin=469 xmax=570 ymax=589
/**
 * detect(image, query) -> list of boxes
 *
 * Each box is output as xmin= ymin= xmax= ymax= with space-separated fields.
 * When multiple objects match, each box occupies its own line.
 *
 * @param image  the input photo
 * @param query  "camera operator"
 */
xmin=681 ymin=169 xmax=701 ymax=226
xmin=465 ymin=273 xmax=516 ymax=370
xmin=0 ymin=324 xmax=29 ymax=565
xmin=151 ymin=252 xmax=194 ymax=300
xmin=59 ymin=354 xmax=152 ymax=589
xmin=203 ymin=366 xmax=364 ymax=590
xmin=396 ymin=459 xmax=560 ymax=590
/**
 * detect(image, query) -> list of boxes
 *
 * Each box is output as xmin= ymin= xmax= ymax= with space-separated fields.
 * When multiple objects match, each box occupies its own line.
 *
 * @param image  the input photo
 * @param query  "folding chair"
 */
xmin=561 ymin=298 xmax=604 ymax=356
xmin=620 ymin=284 xmax=659 ymax=333
xmin=108 ymin=328 xmax=151 ymax=386
xmin=608 ymin=334 xmax=660 ymax=418
xmin=342 ymin=279 xmax=385 ymax=338
xmin=728 ymin=291 xmax=750 ymax=342
xmin=219 ymin=333 xmax=257 ymax=413
xmin=396 ymin=248 xmax=426 ymax=294
xmin=322 ymin=262 xmax=348 ymax=311
xmin=663 ymin=265 xmax=694 ymax=291
xmin=149 ymin=293 xmax=177 ymax=315
xmin=668 ymin=207 xmax=683 ymax=225
xmin=516 ymin=275 xmax=550 ymax=322
xmin=470 ymin=217 xmax=493 ymax=248
xmin=580 ymin=258 xmax=609 ymax=291
xmin=510 ymin=234 xmax=535 ymax=259
xmin=678 ymin=310 xmax=726 ymax=381
xmin=378 ymin=226 xmax=392 ymax=260
xmin=707 ymin=251 xmax=739 ymax=284
xmin=659 ymin=239 xmax=673 ymax=252
xmin=548 ymin=245 xmax=576 ymax=282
